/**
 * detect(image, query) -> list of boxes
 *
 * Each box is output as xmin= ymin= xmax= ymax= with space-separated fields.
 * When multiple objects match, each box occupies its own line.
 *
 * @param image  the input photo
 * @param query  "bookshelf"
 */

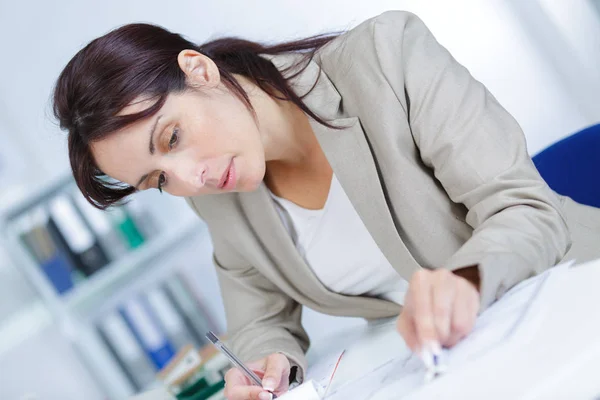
xmin=64 ymin=217 xmax=202 ymax=315
xmin=0 ymin=173 xmax=217 ymax=399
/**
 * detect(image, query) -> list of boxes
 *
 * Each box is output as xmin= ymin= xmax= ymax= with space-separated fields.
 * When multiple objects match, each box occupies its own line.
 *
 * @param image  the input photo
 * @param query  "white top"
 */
xmin=268 ymin=174 xmax=409 ymax=305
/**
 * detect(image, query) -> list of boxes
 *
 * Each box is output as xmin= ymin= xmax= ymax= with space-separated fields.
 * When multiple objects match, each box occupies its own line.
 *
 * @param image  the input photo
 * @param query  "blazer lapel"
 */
xmin=240 ymin=182 xmax=401 ymax=316
xmin=292 ymin=54 xmax=422 ymax=281
xmin=240 ymin=54 xmax=421 ymax=312
xmin=308 ymin=116 xmax=421 ymax=281
xmin=239 ymin=184 xmax=328 ymax=297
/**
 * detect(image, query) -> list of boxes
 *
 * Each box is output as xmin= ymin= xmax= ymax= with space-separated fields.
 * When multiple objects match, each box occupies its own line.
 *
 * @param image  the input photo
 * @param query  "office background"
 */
xmin=0 ymin=0 xmax=599 ymax=398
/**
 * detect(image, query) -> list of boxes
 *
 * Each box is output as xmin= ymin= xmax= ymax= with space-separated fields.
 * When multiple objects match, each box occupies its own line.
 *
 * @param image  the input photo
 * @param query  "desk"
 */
xmin=134 ymin=257 xmax=600 ymax=400
xmin=304 ymin=257 xmax=600 ymax=399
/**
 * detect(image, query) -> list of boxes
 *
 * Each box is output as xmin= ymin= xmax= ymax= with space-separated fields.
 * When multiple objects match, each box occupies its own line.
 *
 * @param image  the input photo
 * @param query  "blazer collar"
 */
xmin=239 ymin=54 xmax=420 ymax=311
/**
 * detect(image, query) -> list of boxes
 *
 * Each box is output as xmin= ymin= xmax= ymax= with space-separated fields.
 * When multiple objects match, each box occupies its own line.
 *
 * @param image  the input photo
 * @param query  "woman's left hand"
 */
xmin=396 ymin=268 xmax=480 ymax=352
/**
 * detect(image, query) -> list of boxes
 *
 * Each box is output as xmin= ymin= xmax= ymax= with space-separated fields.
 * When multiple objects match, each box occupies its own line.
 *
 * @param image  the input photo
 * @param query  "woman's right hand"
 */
xmin=223 ymin=352 xmax=291 ymax=400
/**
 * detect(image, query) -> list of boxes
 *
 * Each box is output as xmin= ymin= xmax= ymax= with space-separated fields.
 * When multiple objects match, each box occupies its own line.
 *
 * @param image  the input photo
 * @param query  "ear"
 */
xmin=177 ymin=49 xmax=220 ymax=88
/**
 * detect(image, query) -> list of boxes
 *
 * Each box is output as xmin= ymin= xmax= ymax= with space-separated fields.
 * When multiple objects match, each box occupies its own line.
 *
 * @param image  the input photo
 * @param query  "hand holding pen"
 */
xmin=207 ymin=332 xmax=290 ymax=400
xmin=395 ymin=267 xmax=481 ymax=379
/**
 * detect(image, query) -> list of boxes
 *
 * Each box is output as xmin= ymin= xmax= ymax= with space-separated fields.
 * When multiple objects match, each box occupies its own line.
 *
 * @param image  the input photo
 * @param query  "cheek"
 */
xmin=239 ymin=153 xmax=266 ymax=191
xmin=207 ymin=98 xmax=260 ymax=144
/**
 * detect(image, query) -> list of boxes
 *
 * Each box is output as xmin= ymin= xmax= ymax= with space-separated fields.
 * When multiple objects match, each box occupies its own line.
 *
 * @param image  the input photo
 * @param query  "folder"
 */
xmin=121 ymin=297 xmax=176 ymax=370
xmin=144 ymin=286 xmax=198 ymax=350
xmin=98 ymin=311 xmax=157 ymax=390
xmin=15 ymin=207 xmax=75 ymax=294
xmin=163 ymin=274 xmax=214 ymax=346
xmin=71 ymin=189 xmax=128 ymax=261
xmin=107 ymin=207 xmax=145 ymax=249
xmin=47 ymin=194 xmax=108 ymax=276
xmin=124 ymin=198 xmax=160 ymax=240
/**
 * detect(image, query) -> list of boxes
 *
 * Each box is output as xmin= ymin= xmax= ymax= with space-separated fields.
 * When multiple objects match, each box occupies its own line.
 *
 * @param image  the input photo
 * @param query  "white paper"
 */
xmin=399 ymin=259 xmax=600 ymax=400
xmin=314 ymin=261 xmax=575 ymax=400
xmin=304 ymin=350 xmax=346 ymax=389
xmin=277 ymin=380 xmax=323 ymax=400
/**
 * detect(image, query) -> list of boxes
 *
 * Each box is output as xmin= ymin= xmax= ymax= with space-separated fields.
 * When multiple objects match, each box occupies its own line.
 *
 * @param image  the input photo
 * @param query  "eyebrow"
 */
xmin=135 ymin=115 xmax=161 ymax=189
xmin=148 ymin=115 xmax=161 ymax=155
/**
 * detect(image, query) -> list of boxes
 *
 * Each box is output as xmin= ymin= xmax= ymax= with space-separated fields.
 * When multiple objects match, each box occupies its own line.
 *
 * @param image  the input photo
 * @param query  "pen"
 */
xmin=206 ymin=331 xmax=278 ymax=399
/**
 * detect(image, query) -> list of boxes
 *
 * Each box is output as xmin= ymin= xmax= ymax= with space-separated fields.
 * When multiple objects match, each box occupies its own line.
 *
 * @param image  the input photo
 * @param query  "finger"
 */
xmin=396 ymin=311 xmax=419 ymax=351
xmin=411 ymin=270 xmax=438 ymax=349
xmin=225 ymin=367 xmax=250 ymax=388
xmin=226 ymin=385 xmax=270 ymax=400
xmin=446 ymin=278 xmax=479 ymax=347
xmin=262 ymin=353 xmax=290 ymax=392
xmin=224 ymin=368 xmax=266 ymax=400
xmin=432 ymin=270 xmax=456 ymax=345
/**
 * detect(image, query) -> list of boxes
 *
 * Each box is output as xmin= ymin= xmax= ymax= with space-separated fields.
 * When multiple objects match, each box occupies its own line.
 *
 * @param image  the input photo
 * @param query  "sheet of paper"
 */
xmin=277 ymin=380 xmax=323 ymax=400
xmin=398 ymin=259 xmax=600 ymax=400
xmin=315 ymin=261 xmax=575 ymax=400
xmin=304 ymin=350 xmax=346 ymax=389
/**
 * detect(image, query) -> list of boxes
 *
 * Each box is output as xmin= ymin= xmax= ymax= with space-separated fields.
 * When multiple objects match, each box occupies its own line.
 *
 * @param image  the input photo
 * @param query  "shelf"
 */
xmin=0 ymin=173 xmax=74 ymax=224
xmin=64 ymin=218 xmax=205 ymax=315
xmin=0 ymin=300 xmax=52 ymax=357
xmin=0 ymin=172 xmax=214 ymax=400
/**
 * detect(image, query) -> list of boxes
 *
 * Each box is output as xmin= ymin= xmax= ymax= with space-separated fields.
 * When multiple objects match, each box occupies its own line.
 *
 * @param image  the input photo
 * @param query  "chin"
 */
xmin=240 ymin=173 xmax=264 ymax=192
xmin=231 ymin=160 xmax=264 ymax=193
xmin=236 ymin=178 xmax=259 ymax=193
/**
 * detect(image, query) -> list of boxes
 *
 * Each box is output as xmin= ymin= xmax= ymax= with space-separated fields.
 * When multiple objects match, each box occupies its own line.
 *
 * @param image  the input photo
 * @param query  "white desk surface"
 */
xmin=305 ymin=258 xmax=600 ymax=400
xmin=134 ymin=257 xmax=600 ymax=400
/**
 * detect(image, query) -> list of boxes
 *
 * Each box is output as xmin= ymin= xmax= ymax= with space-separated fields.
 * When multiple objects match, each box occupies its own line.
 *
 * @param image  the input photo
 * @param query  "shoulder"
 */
xmin=312 ymin=10 xmax=439 ymax=96
xmin=317 ymin=10 xmax=427 ymax=64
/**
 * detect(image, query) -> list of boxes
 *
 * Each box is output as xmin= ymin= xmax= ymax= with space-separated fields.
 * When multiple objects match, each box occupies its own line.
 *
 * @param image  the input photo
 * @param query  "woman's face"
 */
xmin=91 ymin=53 xmax=267 ymax=197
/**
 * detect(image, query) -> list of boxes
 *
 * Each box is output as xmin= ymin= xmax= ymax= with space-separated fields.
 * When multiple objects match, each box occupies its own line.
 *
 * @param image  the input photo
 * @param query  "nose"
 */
xmin=168 ymin=160 xmax=208 ymax=190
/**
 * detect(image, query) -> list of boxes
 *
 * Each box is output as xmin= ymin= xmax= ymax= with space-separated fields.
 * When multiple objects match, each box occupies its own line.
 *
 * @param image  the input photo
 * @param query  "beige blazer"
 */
xmin=186 ymin=11 xmax=600 ymax=377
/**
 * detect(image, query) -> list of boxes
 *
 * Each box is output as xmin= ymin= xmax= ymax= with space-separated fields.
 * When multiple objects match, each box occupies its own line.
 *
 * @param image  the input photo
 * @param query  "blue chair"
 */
xmin=532 ymin=123 xmax=600 ymax=208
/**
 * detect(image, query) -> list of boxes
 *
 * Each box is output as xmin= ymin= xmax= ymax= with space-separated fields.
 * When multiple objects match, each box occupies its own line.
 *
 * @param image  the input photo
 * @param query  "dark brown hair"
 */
xmin=53 ymin=23 xmax=340 ymax=209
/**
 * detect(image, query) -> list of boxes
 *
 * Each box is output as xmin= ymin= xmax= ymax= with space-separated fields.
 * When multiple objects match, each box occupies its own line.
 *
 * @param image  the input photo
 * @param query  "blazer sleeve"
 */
xmin=371 ymin=11 xmax=571 ymax=309
xmin=186 ymin=199 xmax=310 ymax=381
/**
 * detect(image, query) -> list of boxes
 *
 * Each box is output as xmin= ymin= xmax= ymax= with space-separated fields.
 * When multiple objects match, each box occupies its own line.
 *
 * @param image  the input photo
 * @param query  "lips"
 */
xmin=217 ymin=163 xmax=231 ymax=189
xmin=223 ymin=160 xmax=237 ymax=190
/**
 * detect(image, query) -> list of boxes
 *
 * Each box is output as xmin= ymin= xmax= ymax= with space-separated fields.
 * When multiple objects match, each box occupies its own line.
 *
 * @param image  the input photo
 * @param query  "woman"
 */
xmin=53 ymin=10 xmax=600 ymax=400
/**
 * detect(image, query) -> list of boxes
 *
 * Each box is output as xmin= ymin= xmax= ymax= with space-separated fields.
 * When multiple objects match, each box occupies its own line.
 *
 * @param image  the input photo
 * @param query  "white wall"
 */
xmin=538 ymin=0 xmax=600 ymax=88
xmin=507 ymin=0 xmax=600 ymax=144
xmin=0 ymin=0 xmax=597 ymax=182
xmin=1 ymin=0 xmax=599 ymax=398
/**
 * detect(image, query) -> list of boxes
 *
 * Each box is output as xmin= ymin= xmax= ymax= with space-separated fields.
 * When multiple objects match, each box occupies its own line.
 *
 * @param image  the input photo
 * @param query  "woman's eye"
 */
xmin=168 ymin=128 xmax=179 ymax=150
xmin=157 ymin=172 xmax=167 ymax=193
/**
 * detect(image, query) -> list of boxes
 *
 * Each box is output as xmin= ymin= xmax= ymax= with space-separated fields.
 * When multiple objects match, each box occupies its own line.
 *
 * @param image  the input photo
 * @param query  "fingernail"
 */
xmin=420 ymin=341 xmax=441 ymax=368
xmin=420 ymin=346 xmax=434 ymax=369
xmin=428 ymin=341 xmax=442 ymax=357
xmin=259 ymin=392 xmax=273 ymax=400
xmin=262 ymin=378 xmax=276 ymax=391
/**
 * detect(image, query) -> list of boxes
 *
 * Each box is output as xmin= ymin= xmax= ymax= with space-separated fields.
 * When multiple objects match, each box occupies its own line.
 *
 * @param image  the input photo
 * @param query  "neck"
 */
xmin=239 ymin=75 xmax=319 ymax=167
xmin=266 ymin=99 xmax=318 ymax=165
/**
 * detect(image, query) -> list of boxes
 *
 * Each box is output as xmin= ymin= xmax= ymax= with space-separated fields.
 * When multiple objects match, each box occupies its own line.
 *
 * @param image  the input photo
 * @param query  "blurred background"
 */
xmin=0 ymin=0 xmax=599 ymax=399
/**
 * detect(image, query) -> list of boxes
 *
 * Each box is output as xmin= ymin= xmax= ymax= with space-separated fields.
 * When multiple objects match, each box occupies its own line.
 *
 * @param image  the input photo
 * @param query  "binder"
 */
xmin=15 ymin=207 xmax=75 ymax=294
xmin=124 ymin=198 xmax=160 ymax=240
xmin=108 ymin=207 xmax=145 ymax=249
xmin=18 ymin=226 xmax=45 ymax=264
xmin=71 ymin=189 xmax=128 ymax=261
xmin=121 ymin=297 xmax=176 ymax=370
xmin=98 ymin=311 xmax=157 ymax=390
xmin=40 ymin=250 xmax=77 ymax=294
xmin=163 ymin=274 xmax=213 ymax=346
xmin=47 ymin=194 xmax=108 ymax=276
xmin=144 ymin=286 xmax=197 ymax=350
